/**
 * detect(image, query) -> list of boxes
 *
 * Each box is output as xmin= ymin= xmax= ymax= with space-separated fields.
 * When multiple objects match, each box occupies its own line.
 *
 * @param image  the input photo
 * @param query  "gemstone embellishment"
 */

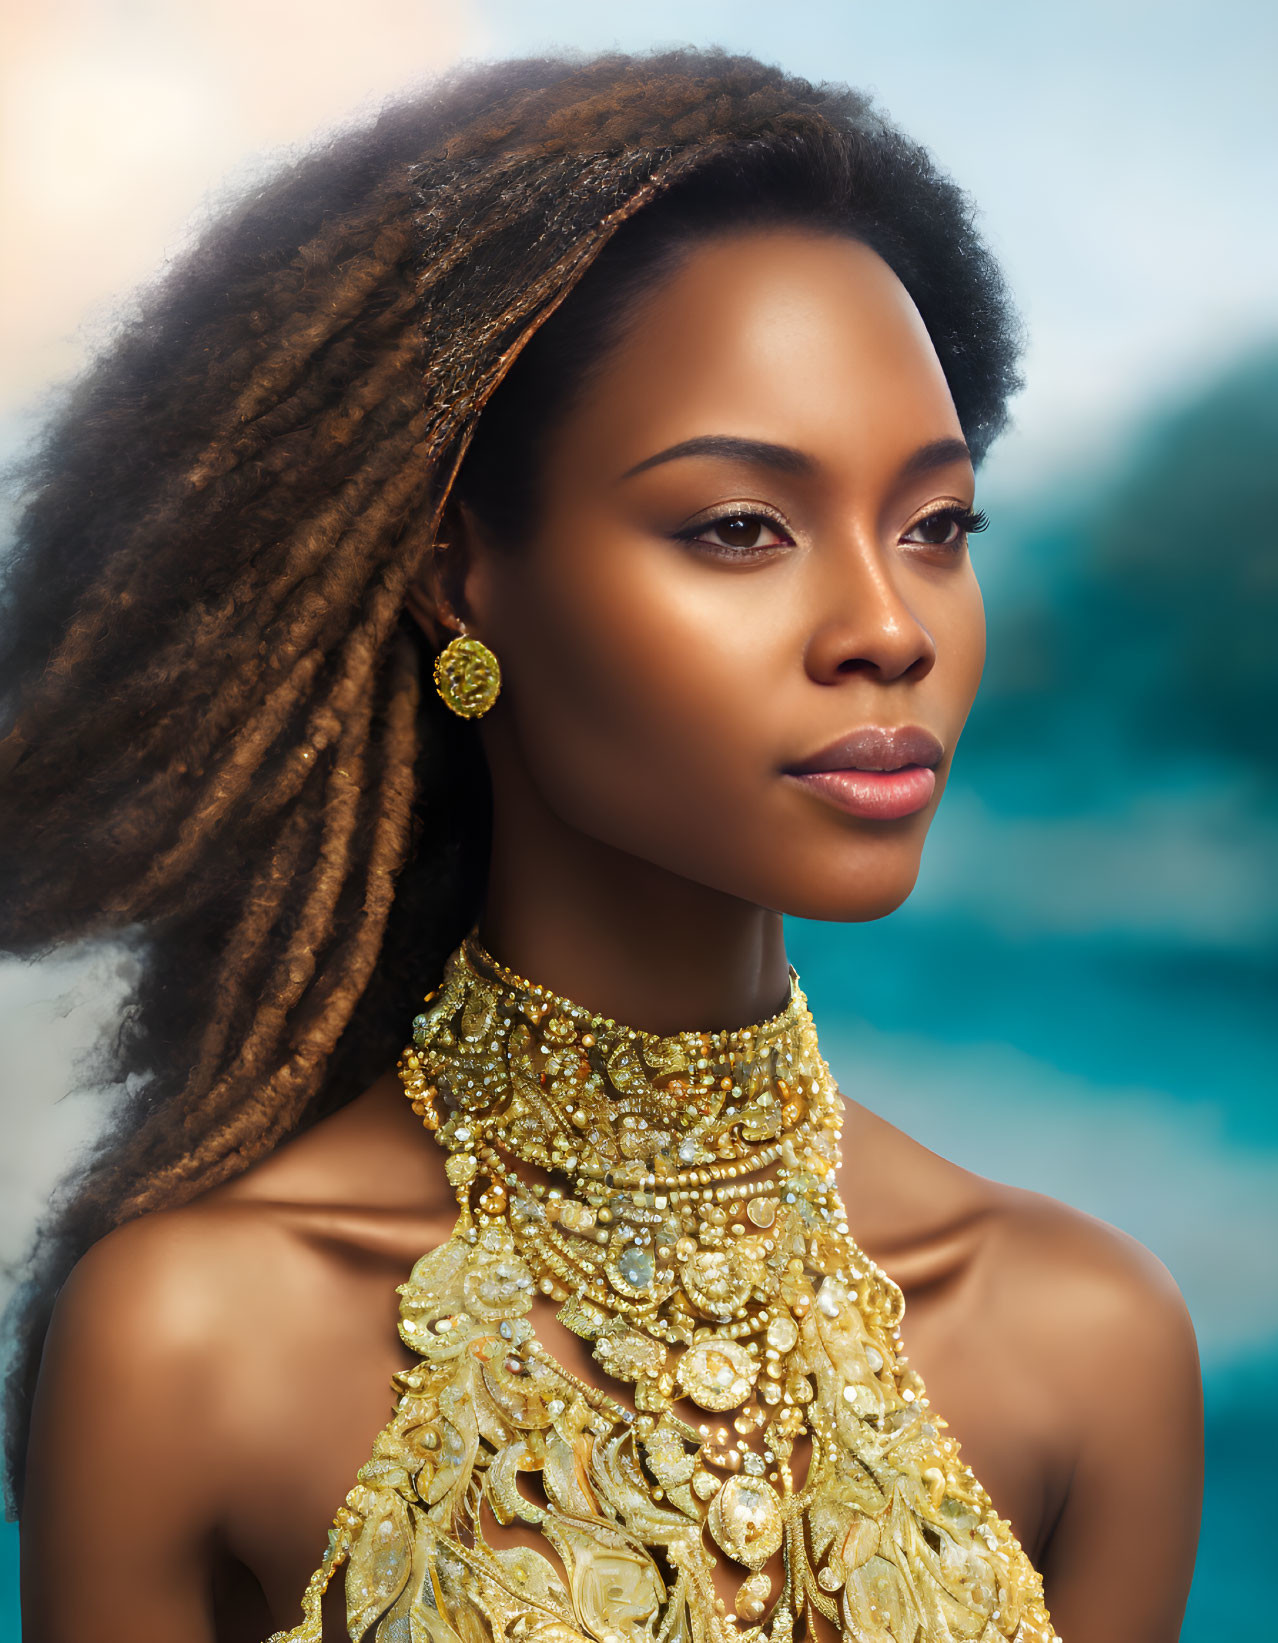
xmin=675 ymin=1340 xmax=759 ymax=1412
xmin=618 ymin=1244 xmax=655 ymax=1289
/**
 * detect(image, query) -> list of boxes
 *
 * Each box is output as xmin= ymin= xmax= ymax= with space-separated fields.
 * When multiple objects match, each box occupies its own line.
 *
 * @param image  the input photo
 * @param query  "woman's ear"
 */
xmin=402 ymin=571 xmax=449 ymax=647
xmin=403 ymin=498 xmax=477 ymax=648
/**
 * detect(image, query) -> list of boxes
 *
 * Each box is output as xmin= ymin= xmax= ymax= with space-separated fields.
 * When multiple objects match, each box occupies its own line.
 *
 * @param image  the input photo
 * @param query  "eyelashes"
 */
xmin=672 ymin=508 xmax=793 ymax=554
xmin=673 ymin=503 xmax=989 ymax=558
xmin=903 ymin=505 xmax=989 ymax=548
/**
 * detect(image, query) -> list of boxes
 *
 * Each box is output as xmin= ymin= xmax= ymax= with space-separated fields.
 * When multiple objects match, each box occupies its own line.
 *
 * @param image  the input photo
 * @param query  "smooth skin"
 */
xmin=21 ymin=231 xmax=1204 ymax=1642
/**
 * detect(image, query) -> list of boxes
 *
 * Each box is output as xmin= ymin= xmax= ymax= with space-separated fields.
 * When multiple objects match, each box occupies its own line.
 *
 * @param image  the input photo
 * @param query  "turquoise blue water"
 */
xmin=791 ymin=914 xmax=1278 ymax=1149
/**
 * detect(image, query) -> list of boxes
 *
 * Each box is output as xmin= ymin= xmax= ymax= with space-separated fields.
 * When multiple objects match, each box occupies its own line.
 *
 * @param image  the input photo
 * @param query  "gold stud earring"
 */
xmin=433 ymin=632 xmax=501 ymax=719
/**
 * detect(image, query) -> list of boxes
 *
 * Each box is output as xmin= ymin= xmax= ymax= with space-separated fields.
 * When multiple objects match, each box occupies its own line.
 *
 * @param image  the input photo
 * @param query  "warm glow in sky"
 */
xmin=1 ymin=0 xmax=483 ymax=407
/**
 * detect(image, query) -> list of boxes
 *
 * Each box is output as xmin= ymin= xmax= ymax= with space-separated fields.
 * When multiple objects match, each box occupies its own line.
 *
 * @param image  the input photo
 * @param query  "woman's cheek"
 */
xmin=500 ymin=532 xmax=782 ymax=756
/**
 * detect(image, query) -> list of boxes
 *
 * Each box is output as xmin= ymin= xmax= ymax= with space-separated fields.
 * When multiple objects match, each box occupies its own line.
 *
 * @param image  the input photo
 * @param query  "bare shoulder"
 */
xmin=838 ymin=1093 xmax=1203 ymax=1638
xmin=958 ymin=1179 xmax=1203 ymax=1641
xmin=21 ymin=1193 xmax=303 ymax=1640
xmin=38 ymin=1071 xmax=448 ymax=1473
xmin=35 ymin=1175 xmax=319 ymax=1506
xmin=23 ymin=1077 xmax=449 ymax=1639
xmin=42 ymin=1195 xmax=282 ymax=1430
xmin=984 ymin=1178 xmax=1193 ymax=1337
xmin=838 ymin=1090 xmax=1199 ymax=1471
xmin=840 ymin=1091 xmax=1195 ymax=1348
xmin=53 ymin=1073 xmax=426 ymax=1326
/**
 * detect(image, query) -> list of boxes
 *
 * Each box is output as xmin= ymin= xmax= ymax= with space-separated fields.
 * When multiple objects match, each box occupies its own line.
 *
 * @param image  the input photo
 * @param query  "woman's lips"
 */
xmin=783 ymin=723 xmax=943 ymax=819
xmin=787 ymin=765 xmax=936 ymax=820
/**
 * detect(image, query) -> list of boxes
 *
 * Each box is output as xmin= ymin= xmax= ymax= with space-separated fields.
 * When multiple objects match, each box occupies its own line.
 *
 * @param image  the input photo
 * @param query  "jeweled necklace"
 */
xmin=388 ymin=935 xmax=1058 ymax=1642
xmin=397 ymin=933 xmax=906 ymax=1618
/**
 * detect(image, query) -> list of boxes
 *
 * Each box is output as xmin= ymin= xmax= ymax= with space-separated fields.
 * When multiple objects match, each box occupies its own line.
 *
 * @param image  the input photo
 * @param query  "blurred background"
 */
xmin=1 ymin=1 xmax=1274 ymax=1636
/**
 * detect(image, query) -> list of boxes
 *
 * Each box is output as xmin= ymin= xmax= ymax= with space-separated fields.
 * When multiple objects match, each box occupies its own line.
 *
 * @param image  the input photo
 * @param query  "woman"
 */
xmin=1 ymin=47 xmax=1202 ymax=1643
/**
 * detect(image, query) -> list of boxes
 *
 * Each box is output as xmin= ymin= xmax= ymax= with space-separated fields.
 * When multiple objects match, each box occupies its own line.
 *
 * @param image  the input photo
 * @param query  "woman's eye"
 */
xmin=903 ymin=506 xmax=988 ymax=549
xmin=678 ymin=512 xmax=791 ymax=553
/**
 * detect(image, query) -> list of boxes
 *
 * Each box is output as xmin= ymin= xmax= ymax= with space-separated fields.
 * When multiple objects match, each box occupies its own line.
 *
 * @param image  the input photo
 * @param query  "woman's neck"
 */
xmin=479 ymin=804 xmax=790 ymax=1038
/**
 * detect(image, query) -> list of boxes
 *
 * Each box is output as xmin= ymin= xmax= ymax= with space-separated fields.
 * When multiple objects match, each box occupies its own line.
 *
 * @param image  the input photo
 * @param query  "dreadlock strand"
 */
xmin=35 ymin=441 xmax=433 ymax=927
xmin=180 ymin=795 xmax=324 ymax=1102
xmin=214 ymin=628 xmax=422 ymax=1121
xmin=231 ymin=683 xmax=377 ymax=1071
xmin=112 ymin=646 xmax=414 ymax=1218
xmin=108 ymin=693 xmax=373 ymax=1198
xmin=88 ymin=401 xmax=435 ymax=774
xmin=95 ymin=643 xmax=329 ymax=918
xmin=119 ymin=528 xmax=423 ymax=925
xmin=208 ymin=225 xmax=418 ymax=438
xmin=243 ymin=530 xmax=438 ymax=833
xmin=269 ymin=634 xmax=423 ymax=1076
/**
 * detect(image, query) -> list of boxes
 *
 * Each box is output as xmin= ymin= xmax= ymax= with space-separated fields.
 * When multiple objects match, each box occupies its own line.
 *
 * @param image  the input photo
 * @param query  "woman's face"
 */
xmin=461 ymin=228 xmax=985 ymax=923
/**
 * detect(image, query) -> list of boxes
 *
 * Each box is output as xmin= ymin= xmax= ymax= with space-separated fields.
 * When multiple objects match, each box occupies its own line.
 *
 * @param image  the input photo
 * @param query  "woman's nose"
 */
xmin=801 ymin=537 xmax=937 ymax=686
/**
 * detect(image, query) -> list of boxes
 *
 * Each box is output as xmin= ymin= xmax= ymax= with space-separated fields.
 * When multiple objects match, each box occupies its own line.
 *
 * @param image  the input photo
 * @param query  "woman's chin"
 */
xmin=770 ymin=857 xmax=926 ymax=925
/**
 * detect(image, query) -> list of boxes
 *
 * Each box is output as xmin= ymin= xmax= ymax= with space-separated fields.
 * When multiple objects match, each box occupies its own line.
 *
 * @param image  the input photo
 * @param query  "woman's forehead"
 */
xmin=544 ymin=229 xmax=960 ymax=487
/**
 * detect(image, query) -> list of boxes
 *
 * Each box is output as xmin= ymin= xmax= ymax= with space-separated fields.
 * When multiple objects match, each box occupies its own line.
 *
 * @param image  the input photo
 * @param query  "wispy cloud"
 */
xmin=0 ymin=946 xmax=138 ymax=1289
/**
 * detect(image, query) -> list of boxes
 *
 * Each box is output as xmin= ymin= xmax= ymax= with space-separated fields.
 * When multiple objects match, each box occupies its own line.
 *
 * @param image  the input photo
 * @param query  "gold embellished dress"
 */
xmin=268 ymin=938 xmax=1058 ymax=1643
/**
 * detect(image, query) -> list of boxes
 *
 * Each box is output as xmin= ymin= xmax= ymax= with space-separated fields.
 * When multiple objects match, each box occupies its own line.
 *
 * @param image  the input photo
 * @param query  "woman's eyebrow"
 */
xmin=615 ymin=433 xmax=973 ymax=485
xmin=896 ymin=436 xmax=973 ymax=481
xmin=616 ymin=435 xmax=815 ymax=483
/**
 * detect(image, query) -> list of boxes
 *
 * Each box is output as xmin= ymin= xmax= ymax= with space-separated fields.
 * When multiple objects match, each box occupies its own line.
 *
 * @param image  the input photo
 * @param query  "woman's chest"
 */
xmin=222 ymin=1226 xmax=1066 ymax=1640
xmin=890 ymin=1287 xmax=1070 ymax=1564
xmin=533 ymin=1272 xmax=1067 ymax=1563
xmin=213 ymin=1238 xmax=426 ymax=1636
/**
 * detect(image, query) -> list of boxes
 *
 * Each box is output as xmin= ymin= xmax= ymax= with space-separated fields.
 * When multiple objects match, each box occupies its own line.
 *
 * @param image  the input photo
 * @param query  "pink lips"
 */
xmin=784 ymin=724 xmax=944 ymax=821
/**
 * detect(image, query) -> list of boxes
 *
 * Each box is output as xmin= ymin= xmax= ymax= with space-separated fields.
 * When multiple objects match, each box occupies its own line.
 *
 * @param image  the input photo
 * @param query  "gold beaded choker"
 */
xmin=402 ymin=937 xmax=850 ymax=1453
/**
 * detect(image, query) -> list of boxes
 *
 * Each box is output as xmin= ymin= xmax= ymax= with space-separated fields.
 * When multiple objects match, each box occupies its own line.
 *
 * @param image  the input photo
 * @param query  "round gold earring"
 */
xmin=433 ymin=633 xmax=501 ymax=719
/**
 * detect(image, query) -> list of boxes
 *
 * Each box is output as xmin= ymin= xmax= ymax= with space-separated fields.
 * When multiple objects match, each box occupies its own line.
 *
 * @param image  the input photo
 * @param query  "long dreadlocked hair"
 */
xmin=0 ymin=46 xmax=1021 ymax=1512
